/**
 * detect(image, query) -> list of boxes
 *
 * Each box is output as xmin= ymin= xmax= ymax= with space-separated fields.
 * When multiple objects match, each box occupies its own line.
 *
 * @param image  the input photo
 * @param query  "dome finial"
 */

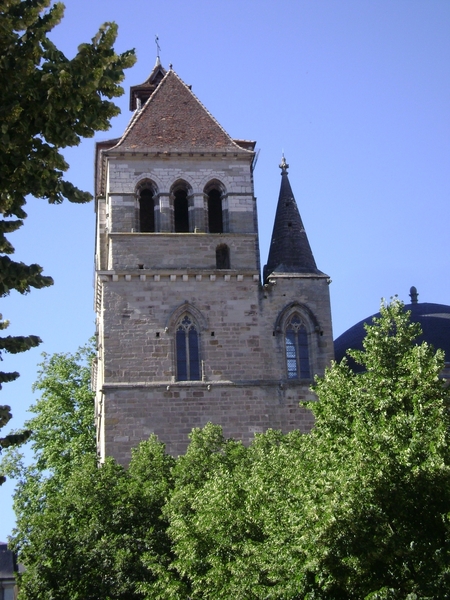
xmin=409 ymin=286 xmax=419 ymax=304
xmin=279 ymin=153 xmax=289 ymax=173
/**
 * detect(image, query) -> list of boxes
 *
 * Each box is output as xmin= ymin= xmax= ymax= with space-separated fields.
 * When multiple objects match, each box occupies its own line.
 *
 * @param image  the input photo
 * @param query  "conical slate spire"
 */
xmin=263 ymin=157 xmax=322 ymax=281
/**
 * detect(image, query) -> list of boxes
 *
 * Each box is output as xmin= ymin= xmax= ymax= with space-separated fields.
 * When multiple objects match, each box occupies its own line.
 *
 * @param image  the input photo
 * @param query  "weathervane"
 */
xmin=155 ymin=35 xmax=161 ymax=60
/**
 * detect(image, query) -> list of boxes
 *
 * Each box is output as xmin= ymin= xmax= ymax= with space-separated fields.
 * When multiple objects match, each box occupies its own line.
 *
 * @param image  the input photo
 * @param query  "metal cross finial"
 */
xmin=279 ymin=153 xmax=289 ymax=173
xmin=155 ymin=35 xmax=161 ymax=59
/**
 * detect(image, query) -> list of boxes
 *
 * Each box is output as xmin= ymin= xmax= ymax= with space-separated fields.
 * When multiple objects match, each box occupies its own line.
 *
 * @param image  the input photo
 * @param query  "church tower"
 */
xmin=94 ymin=62 xmax=334 ymax=463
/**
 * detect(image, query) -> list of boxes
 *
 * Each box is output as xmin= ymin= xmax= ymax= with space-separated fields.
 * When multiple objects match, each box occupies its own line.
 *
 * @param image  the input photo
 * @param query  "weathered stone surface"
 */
xmin=94 ymin=66 xmax=334 ymax=463
xmin=103 ymin=385 xmax=316 ymax=462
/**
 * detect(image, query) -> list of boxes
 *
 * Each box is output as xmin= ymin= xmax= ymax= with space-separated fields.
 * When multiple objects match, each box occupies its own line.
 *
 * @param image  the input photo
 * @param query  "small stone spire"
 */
xmin=409 ymin=286 xmax=419 ymax=304
xmin=263 ymin=157 xmax=322 ymax=282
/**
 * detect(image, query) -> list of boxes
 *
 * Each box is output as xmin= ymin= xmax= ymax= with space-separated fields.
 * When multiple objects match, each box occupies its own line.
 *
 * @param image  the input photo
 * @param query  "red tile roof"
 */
xmin=113 ymin=69 xmax=254 ymax=154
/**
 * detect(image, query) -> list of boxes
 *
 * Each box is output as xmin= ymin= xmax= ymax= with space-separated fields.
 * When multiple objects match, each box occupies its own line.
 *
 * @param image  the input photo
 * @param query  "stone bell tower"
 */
xmin=94 ymin=60 xmax=334 ymax=463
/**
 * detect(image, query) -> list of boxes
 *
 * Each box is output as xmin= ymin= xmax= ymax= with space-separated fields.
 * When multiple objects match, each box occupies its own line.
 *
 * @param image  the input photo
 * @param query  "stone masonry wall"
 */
xmin=96 ymin=151 xmax=334 ymax=464
xmin=103 ymin=383 xmax=316 ymax=463
xmin=97 ymin=271 xmax=333 ymax=463
xmin=260 ymin=275 xmax=335 ymax=377
xmin=107 ymin=233 xmax=258 ymax=271
xmin=107 ymin=156 xmax=254 ymax=199
xmin=104 ymin=156 xmax=256 ymax=237
xmin=100 ymin=275 xmax=273 ymax=384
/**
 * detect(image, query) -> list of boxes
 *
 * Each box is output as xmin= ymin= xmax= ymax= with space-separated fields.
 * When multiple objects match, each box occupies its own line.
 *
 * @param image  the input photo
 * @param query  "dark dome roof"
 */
xmin=334 ymin=302 xmax=450 ymax=372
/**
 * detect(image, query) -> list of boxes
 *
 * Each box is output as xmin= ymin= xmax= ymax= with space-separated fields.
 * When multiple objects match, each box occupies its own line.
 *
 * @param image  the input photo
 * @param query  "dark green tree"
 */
xmin=0 ymin=315 xmax=39 ymax=483
xmin=0 ymin=403 xmax=31 ymax=484
xmin=162 ymin=426 xmax=308 ymax=599
xmin=6 ymin=301 xmax=449 ymax=599
xmin=160 ymin=423 xmax=251 ymax=599
xmin=0 ymin=0 xmax=135 ymax=472
xmin=11 ymin=440 xmax=175 ymax=600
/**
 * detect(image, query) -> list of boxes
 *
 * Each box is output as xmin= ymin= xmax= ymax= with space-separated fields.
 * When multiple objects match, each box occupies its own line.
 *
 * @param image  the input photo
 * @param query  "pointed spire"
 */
xmin=263 ymin=156 xmax=322 ymax=281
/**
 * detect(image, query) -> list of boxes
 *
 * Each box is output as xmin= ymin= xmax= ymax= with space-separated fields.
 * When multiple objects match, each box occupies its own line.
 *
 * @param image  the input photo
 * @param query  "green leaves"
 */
xmin=302 ymin=299 xmax=450 ymax=598
xmin=0 ymin=313 xmax=40 ymax=482
xmin=6 ymin=300 xmax=450 ymax=598
xmin=160 ymin=301 xmax=450 ymax=598
xmin=0 ymin=0 xmax=135 ymax=482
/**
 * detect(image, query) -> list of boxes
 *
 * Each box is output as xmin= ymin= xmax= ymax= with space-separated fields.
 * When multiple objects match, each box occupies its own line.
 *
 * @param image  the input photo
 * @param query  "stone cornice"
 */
xmin=104 ymin=149 xmax=253 ymax=160
xmin=96 ymin=270 xmax=260 ymax=282
xmin=101 ymin=380 xmax=316 ymax=390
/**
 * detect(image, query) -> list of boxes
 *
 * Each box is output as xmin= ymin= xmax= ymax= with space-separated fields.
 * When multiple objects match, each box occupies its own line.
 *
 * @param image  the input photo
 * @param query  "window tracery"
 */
xmin=284 ymin=313 xmax=310 ymax=379
xmin=176 ymin=315 xmax=200 ymax=381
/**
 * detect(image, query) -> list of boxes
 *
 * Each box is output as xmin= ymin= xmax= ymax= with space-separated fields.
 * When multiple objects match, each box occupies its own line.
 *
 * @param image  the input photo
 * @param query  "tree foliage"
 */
xmin=14 ymin=443 xmax=175 ymax=600
xmin=1 ymin=343 xmax=96 ymax=529
xmin=6 ymin=301 xmax=450 ymax=598
xmin=0 ymin=314 xmax=39 ymax=482
xmin=3 ymin=344 xmax=176 ymax=599
xmin=301 ymin=299 xmax=450 ymax=598
xmin=0 ymin=0 xmax=135 ymax=213
xmin=163 ymin=425 xmax=308 ymax=599
xmin=0 ymin=0 xmax=135 ymax=473
xmin=160 ymin=300 xmax=450 ymax=599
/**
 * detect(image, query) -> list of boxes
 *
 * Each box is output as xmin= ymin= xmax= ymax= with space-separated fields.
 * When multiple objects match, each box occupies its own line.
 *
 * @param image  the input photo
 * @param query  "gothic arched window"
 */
xmin=176 ymin=315 xmax=200 ymax=381
xmin=285 ymin=314 xmax=310 ymax=379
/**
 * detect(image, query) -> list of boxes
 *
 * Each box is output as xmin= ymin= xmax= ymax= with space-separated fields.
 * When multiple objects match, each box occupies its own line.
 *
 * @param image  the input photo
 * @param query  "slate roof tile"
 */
xmin=263 ymin=158 xmax=323 ymax=281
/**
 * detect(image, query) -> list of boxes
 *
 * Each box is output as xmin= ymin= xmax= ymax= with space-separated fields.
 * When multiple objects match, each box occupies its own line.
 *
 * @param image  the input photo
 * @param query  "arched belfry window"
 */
xmin=176 ymin=315 xmax=200 ymax=381
xmin=174 ymin=189 xmax=189 ymax=232
xmin=139 ymin=187 xmax=155 ymax=232
xmin=171 ymin=180 xmax=191 ymax=233
xmin=216 ymin=244 xmax=230 ymax=269
xmin=285 ymin=314 xmax=310 ymax=379
xmin=208 ymin=188 xmax=223 ymax=233
xmin=204 ymin=180 xmax=226 ymax=233
xmin=139 ymin=188 xmax=155 ymax=232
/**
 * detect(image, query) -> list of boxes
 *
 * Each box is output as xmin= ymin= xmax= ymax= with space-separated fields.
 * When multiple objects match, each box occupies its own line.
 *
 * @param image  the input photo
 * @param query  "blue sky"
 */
xmin=1 ymin=0 xmax=449 ymax=541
